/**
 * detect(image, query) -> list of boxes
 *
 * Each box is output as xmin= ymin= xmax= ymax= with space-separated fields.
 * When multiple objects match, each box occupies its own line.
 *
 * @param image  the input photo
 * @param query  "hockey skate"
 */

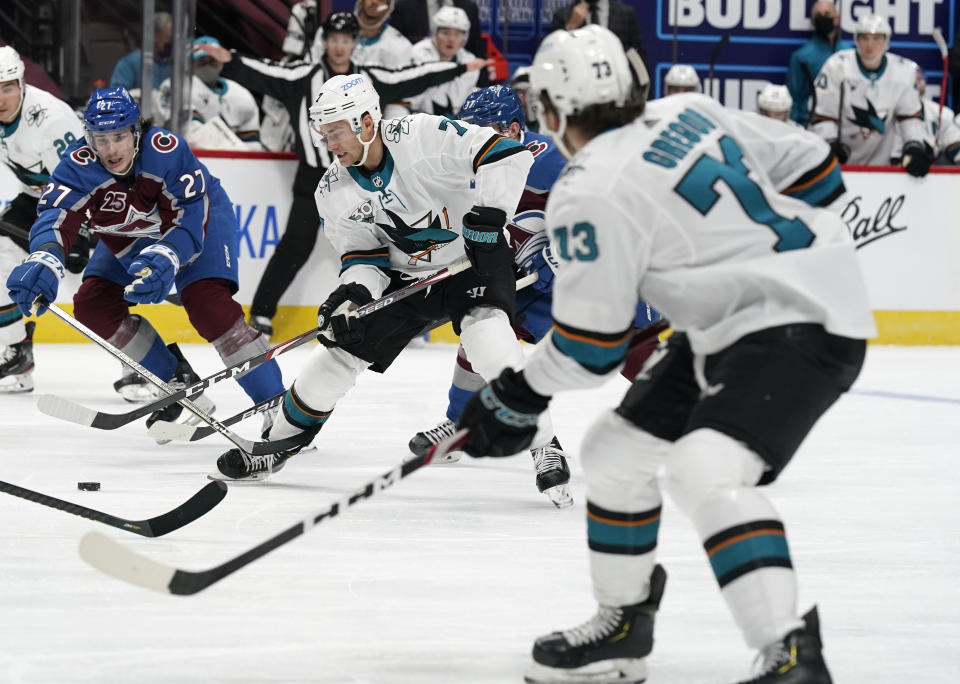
xmin=0 ymin=321 xmax=35 ymax=393
xmin=735 ymin=607 xmax=833 ymax=684
xmin=532 ymin=438 xmax=573 ymax=508
xmin=214 ymin=426 xmax=318 ymax=481
xmin=249 ymin=315 xmax=273 ymax=337
xmin=145 ymin=344 xmax=216 ymax=444
xmin=408 ymin=418 xmax=462 ymax=464
xmin=525 ymin=564 xmax=667 ymax=684
xmin=113 ymin=365 xmax=163 ymax=403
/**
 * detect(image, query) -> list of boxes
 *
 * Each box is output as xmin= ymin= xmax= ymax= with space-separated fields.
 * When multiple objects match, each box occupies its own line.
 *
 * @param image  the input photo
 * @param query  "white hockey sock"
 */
xmin=582 ymin=411 xmax=668 ymax=606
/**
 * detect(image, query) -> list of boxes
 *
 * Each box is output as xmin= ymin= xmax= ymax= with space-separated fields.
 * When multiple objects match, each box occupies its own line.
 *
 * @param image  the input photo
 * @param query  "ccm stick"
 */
xmin=37 ymin=259 xmax=473 ymax=434
xmin=148 ymin=270 xmax=540 ymax=443
xmin=78 ymin=430 xmax=470 ymax=594
xmin=1 ymin=479 xmax=227 ymax=537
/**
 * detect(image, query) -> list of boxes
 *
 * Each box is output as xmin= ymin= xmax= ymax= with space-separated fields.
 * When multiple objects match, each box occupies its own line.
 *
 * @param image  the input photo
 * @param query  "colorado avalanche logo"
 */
xmin=525 ymin=140 xmax=548 ymax=158
xmin=71 ymin=146 xmax=96 ymax=165
xmin=151 ymin=131 xmax=179 ymax=153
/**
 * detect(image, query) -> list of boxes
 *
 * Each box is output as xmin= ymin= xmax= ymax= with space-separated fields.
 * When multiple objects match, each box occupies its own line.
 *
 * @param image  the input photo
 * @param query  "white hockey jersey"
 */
xmin=314 ymin=113 xmax=533 ymax=297
xmin=0 ymin=85 xmax=83 ymax=197
xmin=890 ymin=99 xmax=960 ymax=163
xmin=523 ymin=94 xmax=877 ymax=397
xmin=811 ymin=49 xmax=928 ymax=165
xmin=155 ymin=75 xmax=262 ymax=149
xmin=309 ymin=24 xmax=415 ymax=69
xmin=407 ymin=40 xmax=479 ymax=117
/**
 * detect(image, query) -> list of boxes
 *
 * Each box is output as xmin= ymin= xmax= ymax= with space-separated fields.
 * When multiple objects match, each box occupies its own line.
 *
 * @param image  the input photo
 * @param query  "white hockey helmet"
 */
xmin=854 ymin=12 xmax=892 ymax=38
xmin=530 ymin=26 xmax=639 ymax=158
xmin=434 ymin=6 xmax=470 ymax=33
xmin=757 ymin=84 xmax=792 ymax=113
xmin=309 ymin=73 xmax=382 ymax=165
xmin=664 ymin=64 xmax=700 ymax=94
xmin=0 ymin=46 xmax=26 ymax=122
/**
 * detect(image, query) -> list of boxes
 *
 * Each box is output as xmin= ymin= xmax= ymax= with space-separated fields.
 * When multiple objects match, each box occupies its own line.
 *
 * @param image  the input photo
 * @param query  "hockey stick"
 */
xmin=1 ymin=479 xmax=226 ymax=537
xmin=36 ymin=258 xmax=473 ymax=433
xmin=933 ymin=27 xmax=949 ymax=150
xmin=149 ymin=268 xmax=538 ymax=444
xmin=78 ymin=430 xmax=470 ymax=594
xmin=707 ymin=33 xmax=730 ymax=99
xmin=39 ymin=301 xmax=309 ymax=456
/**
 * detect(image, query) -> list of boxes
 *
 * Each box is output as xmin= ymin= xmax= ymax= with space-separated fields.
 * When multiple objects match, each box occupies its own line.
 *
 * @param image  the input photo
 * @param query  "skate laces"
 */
xmin=748 ymin=639 xmax=794 ymax=678
xmin=562 ymin=606 xmax=624 ymax=647
xmin=0 ymin=345 xmax=14 ymax=364
xmin=423 ymin=419 xmax=457 ymax=444
xmin=532 ymin=444 xmax=564 ymax=474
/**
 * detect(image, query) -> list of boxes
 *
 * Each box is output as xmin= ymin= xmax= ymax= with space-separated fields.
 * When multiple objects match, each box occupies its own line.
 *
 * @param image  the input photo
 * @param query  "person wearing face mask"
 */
xmin=109 ymin=11 xmax=174 ymax=91
xmin=786 ymin=1 xmax=850 ymax=127
xmin=154 ymin=37 xmax=262 ymax=150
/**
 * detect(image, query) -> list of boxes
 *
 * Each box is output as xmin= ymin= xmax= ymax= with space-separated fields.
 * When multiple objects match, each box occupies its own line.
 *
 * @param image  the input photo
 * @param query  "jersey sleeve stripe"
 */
xmin=895 ymin=108 xmax=923 ymax=122
xmin=782 ymin=155 xmax=845 ymax=207
xmin=550 ymin=322 xmax=633 ymax=374
xmin=472 ymin=134 xmax=526 ymax=172
xmin=809 ymin=113 xmax=838 ymax=123
xmin=340 ymin=249 xmax=391 ymax=273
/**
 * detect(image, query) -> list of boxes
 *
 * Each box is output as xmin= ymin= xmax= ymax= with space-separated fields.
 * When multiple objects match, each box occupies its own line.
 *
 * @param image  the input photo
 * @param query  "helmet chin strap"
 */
xmin=544 ymin=110 xmax=575 ymax=161
xmin=352 ymin=123 xmax=377 ymax=167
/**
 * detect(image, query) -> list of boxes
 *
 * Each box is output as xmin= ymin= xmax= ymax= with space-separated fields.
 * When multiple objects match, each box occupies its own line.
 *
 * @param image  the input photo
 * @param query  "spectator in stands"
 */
xmin=550 ymin=0 xmax=646 ymax=68
xmin=787 ymin=1 xmax=849 ymax=127
xmin=391 ymin=0 xmax=484 ymax=58
xmin=663 ymin=64 xmax=700 ymax=95
xmin=409 ymin=7 xmax=479 ymax=117
xmin=155 ymin=37 xmax=262 ymax=150
xmin=282 ymin=0 xmax=323 ymax=61
xmin=109 ymin=11 xmax=174 ymax=91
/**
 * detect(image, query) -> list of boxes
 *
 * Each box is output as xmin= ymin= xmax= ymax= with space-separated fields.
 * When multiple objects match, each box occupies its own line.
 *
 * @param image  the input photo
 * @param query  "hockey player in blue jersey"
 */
xmin=6 ymin=87 xmax=284 ymax=431
xmin=407 ymin=85 xmax=661 ymax=507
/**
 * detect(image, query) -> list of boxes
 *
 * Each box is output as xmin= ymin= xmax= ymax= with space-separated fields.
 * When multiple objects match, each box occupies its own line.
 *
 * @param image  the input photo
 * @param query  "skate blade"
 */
xmin=154 ymin=397 xmax=217 ymax=445
xmin=524 ymin=657 xmax=647 ymax=683
xmin=543 ymin=483 xmax=574 ymax=509
xmin=0 ymin=374 xmax=34 ymax=393
xmin=431 ymin=450 xmax=462 ymax=465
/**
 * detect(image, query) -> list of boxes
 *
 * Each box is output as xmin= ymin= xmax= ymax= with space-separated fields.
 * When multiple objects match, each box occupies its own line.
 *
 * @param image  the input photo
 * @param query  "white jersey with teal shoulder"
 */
xmin=523 ymin=93 xmax=876 ymax=397
xmin=314 ymin=112 xmax=533 ymax=297
xmin=0 ymin=85 xmax=83 ymax=197
xmin=891 ymin=99 xmax=960 ymax=163
xmin=811 ymin=49 xmax=928 ymax=165
xmin=156 ymin=75 xmax=262 ymax=148
xmin=309 ymin=24 xmax=415 ymax=68
xmin=408 ymin=40 xmax=479 ymax=117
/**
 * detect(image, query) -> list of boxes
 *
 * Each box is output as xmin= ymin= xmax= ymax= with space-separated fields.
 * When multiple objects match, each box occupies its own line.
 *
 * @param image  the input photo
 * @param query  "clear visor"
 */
xmin=308 ymin=119 xmax=356 ymax=148
xmin=88 ymin=127 xmax=135 ymax=152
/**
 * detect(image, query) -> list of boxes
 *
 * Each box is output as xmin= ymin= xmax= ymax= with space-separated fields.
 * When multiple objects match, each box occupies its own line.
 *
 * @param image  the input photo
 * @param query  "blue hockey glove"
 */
xmin=462 ymin=206 xmax=513 ymax=277
xmin=124 ymin=243 xmax=180 ymax=305
xmin=902 ymin=140 xmax=934 ymax=178
xmin=518 ymin=243 xmax=559 ymax=293
xmin=317 ymin=282 xmax=373 ymax=348
xmin=6 ymin=249 xmax=66 ymax=316
xmin=458 ymin=367 xmax=551 ymax=458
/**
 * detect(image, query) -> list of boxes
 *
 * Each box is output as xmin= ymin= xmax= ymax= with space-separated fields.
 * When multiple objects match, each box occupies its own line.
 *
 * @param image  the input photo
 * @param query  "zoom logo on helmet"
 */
xmin=341 ymin=77 xmax=364 ymax=91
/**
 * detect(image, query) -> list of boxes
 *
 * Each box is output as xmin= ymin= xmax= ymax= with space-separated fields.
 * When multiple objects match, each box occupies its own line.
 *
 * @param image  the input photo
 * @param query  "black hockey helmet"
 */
xmin=322 ymin=11 xmax=360 ymax=39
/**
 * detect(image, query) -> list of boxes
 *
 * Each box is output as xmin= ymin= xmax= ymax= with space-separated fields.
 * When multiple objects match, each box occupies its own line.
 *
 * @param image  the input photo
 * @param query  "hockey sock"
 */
xmin=0 ymin=303 xmax=25 ymax=347
xmin=665 ymin=428 xmax=803 ymax=648
xmin=583 ymin=411 xmax=669 ymax=606
xmin=107 ymin=315 xmax=177 ymax=382
xmin=268 ymin=384 xmax=333 ymax=441
xmin=210 ymin=315 xmax=284 ymax=403
xmin=445 ymin=345 xmax=485 ymax=421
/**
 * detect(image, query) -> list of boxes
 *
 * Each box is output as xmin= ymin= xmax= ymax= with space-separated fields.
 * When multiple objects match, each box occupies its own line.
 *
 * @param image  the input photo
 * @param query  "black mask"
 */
xmin=813 ymin=15 xmax=835 ymax=39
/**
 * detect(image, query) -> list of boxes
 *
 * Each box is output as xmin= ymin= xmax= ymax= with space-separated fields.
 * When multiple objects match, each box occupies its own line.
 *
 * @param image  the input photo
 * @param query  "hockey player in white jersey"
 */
xmin=0 ymin=46 xmax=84 ymax=392
xmin=155 ymin=37 xmax=262 ymax=150
xmin=811 ymin=12 xmax=933 ymax=174
xmin=408 ymin=7 xmax=480 ymax=117
xmin=663 ymin=63 xmax=700 ymax=95
xmin=756 ymin=84 xmax=797 ymax=125
xmin=890 ymin=67 xmax=960 ymax=164
xmin=455 ymin=25 xmax=876 ymax=684
xmin=307 ymin=0 xmax=416 ymax=72
xmin=214 ymin=72 xmax=543 ymax=481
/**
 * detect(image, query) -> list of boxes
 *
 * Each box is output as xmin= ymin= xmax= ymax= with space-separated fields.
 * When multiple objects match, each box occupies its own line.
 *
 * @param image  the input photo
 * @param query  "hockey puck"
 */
xmin=77 ymin=482 xmax=100 ymax=491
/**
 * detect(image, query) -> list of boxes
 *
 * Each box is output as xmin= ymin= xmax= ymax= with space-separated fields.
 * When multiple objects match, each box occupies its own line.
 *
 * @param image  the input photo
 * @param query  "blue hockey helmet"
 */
xmin=83 ymin=87 xmax=143 ymax=161
xmin=457 ymin=85 xmax=526 ymax=133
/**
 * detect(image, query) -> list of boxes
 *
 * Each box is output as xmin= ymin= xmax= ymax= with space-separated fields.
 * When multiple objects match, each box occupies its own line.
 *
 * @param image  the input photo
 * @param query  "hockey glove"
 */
xmin=829 ymin=140 xmax=850 ymax=164
xmin=6 ymin=248 xmax=65 ymax=316
xmin=124 ymin=243 xmax=180 ymax=305
xmin=317 ymin=282 xmax=374 ymax=348
xmin=518 ymin=243 xmax=559 ymax=294
xmin=458 ymin=367 xmax=551 ymax=458
xmin=462 ymin=206 xmax=513 ymax=277
xmin=65 ymin=226 xmax=94 ymax=275
xmin=902 ymin=140 xmax=934 ymax=177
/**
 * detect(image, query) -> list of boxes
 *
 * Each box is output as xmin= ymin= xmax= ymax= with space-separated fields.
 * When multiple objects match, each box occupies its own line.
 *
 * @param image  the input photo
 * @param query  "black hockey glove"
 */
xmin=317 ymin=282 xmax=374 ymax=348
xmin=462 ymin=206 xmax=513 ymax=277
xmin=829 ymin=140 xmax=850 ymax=164
xmin=65 ymin=226 xmax=94 ymax=274
xmin=458 ymin=367 xmax=551 ymax=458
xmin=902 ymin=140 xmax=934 ymax=177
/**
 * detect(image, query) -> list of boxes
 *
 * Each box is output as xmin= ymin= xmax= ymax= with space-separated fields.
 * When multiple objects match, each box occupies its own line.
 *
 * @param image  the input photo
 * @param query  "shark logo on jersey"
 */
xmin=383 ymin=118 xmax=410 ymax=143
xmin=849 ymin=99 xmax=886 ymax=134
xmin=317 ymin=166 xmax=340 ymax=197
xmin=375 ymin=208 xmax=457 ymax=260
xmin=26 ymin=105 xmax=48 ymax=127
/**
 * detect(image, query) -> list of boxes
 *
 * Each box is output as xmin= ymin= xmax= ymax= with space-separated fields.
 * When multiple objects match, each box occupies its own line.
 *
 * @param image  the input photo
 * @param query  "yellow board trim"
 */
xmin=27 ymin=307 xmax=960 ymax=346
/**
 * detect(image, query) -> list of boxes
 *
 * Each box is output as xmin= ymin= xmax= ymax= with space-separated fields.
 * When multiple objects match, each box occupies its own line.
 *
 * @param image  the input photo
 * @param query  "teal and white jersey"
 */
xmin=891 ymin=99 xmax=960 ymax=163
xmin=0 ymin=84 xmax=83 ymax=197
xmin=408 ymin=40 xmax=479 ymax=118
xmin=156 ymin=75 xmax=262 ymax=149
xmin=523 ymin=93 xmax=876 ymax=397
xmin=811 ymin=49 xmax=928 ymax=165
xmin=310 ymin=24 xmax=415 ymax=69
xmin=314 ymin=112 xmax=532 ymax=296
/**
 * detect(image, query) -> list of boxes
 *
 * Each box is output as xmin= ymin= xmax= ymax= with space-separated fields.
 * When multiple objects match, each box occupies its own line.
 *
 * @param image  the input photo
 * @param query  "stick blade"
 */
xmin=427 ymin=428 xmax=471 ymax=464
xmin=142 ymin=480 xmax=228 ymax=537
xmin=79 ymin=531 xmax=178 ymax=594
xmin=36 ymin=394 xmax=100 ymax=427
xmin=146 ymin=419 xmax=200 ymax=443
